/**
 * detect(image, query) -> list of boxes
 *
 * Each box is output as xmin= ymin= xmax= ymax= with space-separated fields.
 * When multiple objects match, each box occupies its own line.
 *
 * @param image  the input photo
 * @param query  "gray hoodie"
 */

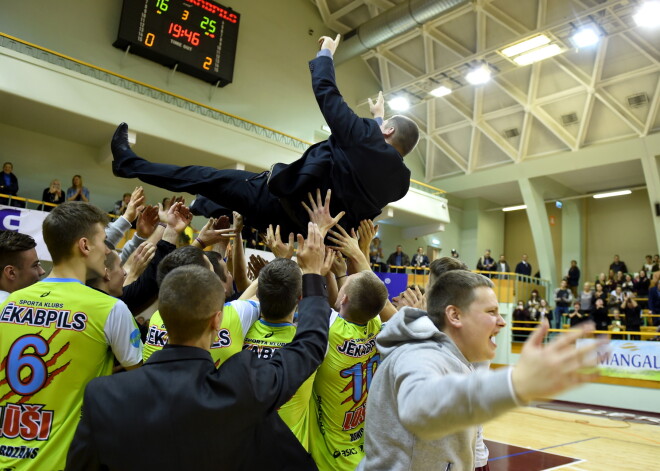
xmin=357 ymin=307 xmax=519 ymax=471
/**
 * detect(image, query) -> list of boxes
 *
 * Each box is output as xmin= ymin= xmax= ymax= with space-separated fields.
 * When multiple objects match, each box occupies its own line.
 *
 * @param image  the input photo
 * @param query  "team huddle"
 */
xmin=0 ymin=33 xmax=600 ymax=471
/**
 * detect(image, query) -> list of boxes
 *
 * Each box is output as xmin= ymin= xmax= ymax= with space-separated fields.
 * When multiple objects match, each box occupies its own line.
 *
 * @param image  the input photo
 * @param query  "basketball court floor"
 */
xmin=483 ymin=402 xmax=660 ymax=470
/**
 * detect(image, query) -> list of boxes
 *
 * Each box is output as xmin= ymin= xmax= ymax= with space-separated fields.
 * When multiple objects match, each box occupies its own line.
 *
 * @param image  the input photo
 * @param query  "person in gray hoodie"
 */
xmin=358 ymin=270 xmax=600 ymax=471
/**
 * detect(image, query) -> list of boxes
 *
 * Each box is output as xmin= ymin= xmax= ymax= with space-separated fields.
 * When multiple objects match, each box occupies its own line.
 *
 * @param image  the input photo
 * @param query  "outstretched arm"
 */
xmin=311 ymin=34 xmax=381 ymax=147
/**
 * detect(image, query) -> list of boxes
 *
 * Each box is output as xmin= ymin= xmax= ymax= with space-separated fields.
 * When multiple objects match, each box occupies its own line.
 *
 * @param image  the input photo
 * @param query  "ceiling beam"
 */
xmin=429 ymin=134 xmax=468 ymax=172
xmin=643 ymin=78 xmax=660 ymax=136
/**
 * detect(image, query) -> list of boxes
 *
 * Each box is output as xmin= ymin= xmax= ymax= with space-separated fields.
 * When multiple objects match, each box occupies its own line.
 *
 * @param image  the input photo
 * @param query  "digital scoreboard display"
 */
xmin=114 ymin=0 xmax=240 ymax=85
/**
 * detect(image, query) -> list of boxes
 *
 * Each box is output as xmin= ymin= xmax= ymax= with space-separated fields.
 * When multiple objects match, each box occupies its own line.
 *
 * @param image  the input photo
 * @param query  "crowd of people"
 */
xmin=0 ymin=34 xmax=626 ymax=471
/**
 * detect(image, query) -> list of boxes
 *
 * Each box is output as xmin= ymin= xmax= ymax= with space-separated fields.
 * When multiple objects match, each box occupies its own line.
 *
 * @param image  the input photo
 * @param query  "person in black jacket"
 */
xmin=0 ymin=161 xmax=19 ymax=206
xmin=110 ymin=34 xmax=419 ymax=234
xmin=66 ymin=223 xmax=332 ymax=471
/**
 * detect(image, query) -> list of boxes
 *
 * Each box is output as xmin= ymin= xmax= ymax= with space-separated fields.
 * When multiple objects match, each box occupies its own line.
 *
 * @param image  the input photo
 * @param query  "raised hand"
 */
xmin=197 ymin=218 xmax=235 ymax=248
xmin=123 ymin=186 xmax=146 ymax=223
xmin=123 ymin=241 xmax=156 ymax=285
xmin=265 ymin=224 xmax=295 ymax=259
xmin=368 ymin=91 xmax=385 ymax=120
xmin=301 ymin=189 xmax=345 ymax=238
xmin=512 ymin=321 xmax=603 ymax=403
xmin=136 ymin=205 xmax=160 ymax=239
xmin=296 ymin=222 xmax=325 ymax=275
xmin=357 ymin=219 xmax=379 ymax=261
xmin=166 ymin=202 xmax=193 ymax=234
xmin=318 ymin=33 xmax=341 ymax=56
xmin=327 ymin=225 xmax=370 ymax=272
xmin=247 ymin=254 xmax=269 ymax=281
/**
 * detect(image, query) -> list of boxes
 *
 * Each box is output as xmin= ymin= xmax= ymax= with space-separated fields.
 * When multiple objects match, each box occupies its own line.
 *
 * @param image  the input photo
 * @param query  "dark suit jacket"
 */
xmin=66 ymin=275 xmax=331 ymax=471
xmin=515 ymin=261 xmax=532 ymax=276
xmin=268 ymin=55 xmax=410 ymax=230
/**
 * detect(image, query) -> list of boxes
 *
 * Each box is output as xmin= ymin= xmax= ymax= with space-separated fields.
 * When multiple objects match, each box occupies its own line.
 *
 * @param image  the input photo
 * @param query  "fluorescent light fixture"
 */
xmin=571 ymin=26 xmax=600 ymax=48
xmin=432 ymin=239 xmax=440 ymax=245
xmin=634 ymin=1 xmax=660 ymax=28
xmin=502 ymin=205 xmax=527 ymax=212
xmin=593 ymin=190 xmax=631 ymax=199
xmin=389 ymin=96 xmax=410 ymax=111
xmin=430 ymin=86 xmax=452 ymax=97
xmin=513 ymin=44 xmax=563 ymax=65
xmin=501 ymin=34 xmax=551 ymax=57
xmin=466 ymin=65 xmax=491 ymax=85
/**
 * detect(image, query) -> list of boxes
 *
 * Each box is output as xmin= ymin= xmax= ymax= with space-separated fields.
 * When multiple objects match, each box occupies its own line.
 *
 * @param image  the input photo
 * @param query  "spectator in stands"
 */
xmin=553 ymin=279 xmax=573 ymax=329
xmin=527 ymin=289 xmax=542 ymax=312
xmin=512 ymin=300 xmax=531 ymax=341
xmin=387 ymin=244 xmax=409 ymax=274
xmin=369 ymin=237 xmax=386 ymax=272
xmin=621 ymin=292 xmax=641 ymax=340
xmin=621 ymin=274 xmax=634 ymax=295
xmin=476 ymin=249 xmax=495 ymax=274
xmin=495 ymin=254 xmax=510 ymax=279
xmin=596 ymin=272 xmax=607 ymax=287
xmin=578 ymin=282 xmax=594 ymax=315
xmin=67 ymin=174 xmax=90 ymax=202
xmin=410 ymin=247 xmax=430 ymax=275
xmin=635 ymin=269 xmax=650 ymax=299
xmin=652 ymin=255 xmax=660 ymax=273
xmin=566 ymin=260 xmax=580 ymax=297
xmin=113 ymin=192 xmax=132 ymax=216
xmin=614 ymin=271 xmax=625 ymax=288
xmin=533 ymin=299 xmax=552 ymax=323
xmin=610 ymin=308 xmax=624 ymax=339
xmin=607 ymin=285 xmax=625 ymax=311
xmin=594 ymin=283 xmax=607 ymax=305
xmin=591 ymin=298 xmax=609 ymax=332
xmin=0 ymin=162 xmax=19 ymax=206
xmin=41 ymin=179 xmax=65 ymax=211
xmin=642 ymin=255 xmax=654 ymax=274
xmin=648 ymin=278 xmax=660 ymax=327
xmin=610 ymin=254 xmax=627 ymax=275
xmin=605 ymin=270 xmax=616 ymax=292
xmin=0 ymin=231 xmax=45 ymax=303
xmin=568 ymin=301 xmax=588 ymax=327
xmin=515 ymin=254 xmax=532 ymax=277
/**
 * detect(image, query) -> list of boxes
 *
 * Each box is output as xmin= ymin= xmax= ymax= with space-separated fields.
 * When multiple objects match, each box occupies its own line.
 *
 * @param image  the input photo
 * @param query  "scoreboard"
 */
xmin=114 ymin=0 xmax=240 ymax=85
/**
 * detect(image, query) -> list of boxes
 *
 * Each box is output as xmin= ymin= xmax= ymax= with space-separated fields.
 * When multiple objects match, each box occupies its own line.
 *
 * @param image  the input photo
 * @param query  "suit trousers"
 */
xmin=122 ymin=158 xmax=295 ymax=232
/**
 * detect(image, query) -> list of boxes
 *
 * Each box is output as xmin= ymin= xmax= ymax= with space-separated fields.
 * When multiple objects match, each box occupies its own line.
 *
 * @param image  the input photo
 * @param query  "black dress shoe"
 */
xmin=111 ymin=122 xmax=139 ymax=178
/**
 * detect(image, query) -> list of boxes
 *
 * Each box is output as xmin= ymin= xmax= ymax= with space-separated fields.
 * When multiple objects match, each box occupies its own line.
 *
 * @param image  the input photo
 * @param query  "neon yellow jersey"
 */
xmin=310 ymin=311 xmax=382 ymax=471
xmin=0 ymin=278 xmax=142 ymax=470
xmin=144 ymin=300 xmax=259 ymax=367
xmin=243 ymin=319 xmax=316 ymax=451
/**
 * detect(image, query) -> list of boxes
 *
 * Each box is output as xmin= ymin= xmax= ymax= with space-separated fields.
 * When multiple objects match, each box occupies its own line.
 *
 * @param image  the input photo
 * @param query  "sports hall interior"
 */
xmin=1 ymin=1 xmax=659 ymax=469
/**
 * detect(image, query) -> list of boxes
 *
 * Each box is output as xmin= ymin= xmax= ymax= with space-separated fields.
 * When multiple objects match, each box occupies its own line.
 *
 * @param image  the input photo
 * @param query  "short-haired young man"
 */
xmin=0 ymin=230 xmax=45 ymax=303
xmin=0 ymin=202 xmax=142 ymax=470
xmin=67 ymin=223 xmax=332 ymax=470
xmin=142 ymin=246 xmax=259 ymax=367
xmin=310 ymin=270 xmax=389 ymax=471
xmin=358 ymin=270 xmax=599 ymax=471
xmin=243 ymin=258 xmax=314 ymax=449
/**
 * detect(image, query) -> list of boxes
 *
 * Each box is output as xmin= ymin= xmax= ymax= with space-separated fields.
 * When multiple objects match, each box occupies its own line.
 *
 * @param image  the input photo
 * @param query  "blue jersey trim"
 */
xmin=42 ymin=278 xmax=84 ymax=284
xmin=259 ymin=319 xmax=294 ymax=327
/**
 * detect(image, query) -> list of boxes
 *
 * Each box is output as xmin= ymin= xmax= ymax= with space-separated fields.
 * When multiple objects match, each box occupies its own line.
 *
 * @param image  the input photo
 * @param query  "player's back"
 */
xmin=0 ymin=279 xmax=140 ymax=470
xmin=243 ymin=319 xmax=315 ymax=450
xmin=310 ymin=311 xmax=382 ymax=471
xmin=144 ymin=299 xmax=259 ymax=367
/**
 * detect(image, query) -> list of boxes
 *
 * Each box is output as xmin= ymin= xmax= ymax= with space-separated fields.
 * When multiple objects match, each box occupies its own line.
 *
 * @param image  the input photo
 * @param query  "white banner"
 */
xmin=0 ymin=204 xmax=51 ymax=262
xmin=578 ymin=339 xmax=660 ymax=381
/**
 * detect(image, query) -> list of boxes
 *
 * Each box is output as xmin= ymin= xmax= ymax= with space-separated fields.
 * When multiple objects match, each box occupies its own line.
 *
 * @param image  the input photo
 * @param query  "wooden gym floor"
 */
xmin=483 ymin=402 xmax=660 ymax=470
